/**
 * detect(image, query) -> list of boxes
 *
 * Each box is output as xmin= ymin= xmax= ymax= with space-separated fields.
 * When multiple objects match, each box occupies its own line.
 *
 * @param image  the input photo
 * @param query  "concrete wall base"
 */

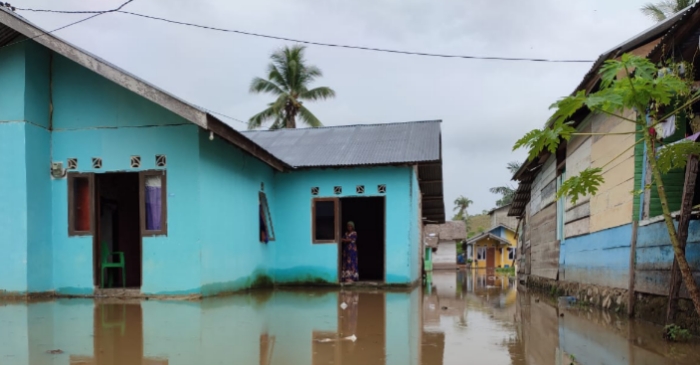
xmin=526 ymin=275 xmax=629 ymax=313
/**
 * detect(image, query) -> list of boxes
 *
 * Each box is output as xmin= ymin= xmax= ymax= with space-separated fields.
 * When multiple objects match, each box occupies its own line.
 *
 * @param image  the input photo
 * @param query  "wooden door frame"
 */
xmin=337 ymin=196 xmax=387 ymax=283
xmin=92 ymin=172 xmax=145 ymax=289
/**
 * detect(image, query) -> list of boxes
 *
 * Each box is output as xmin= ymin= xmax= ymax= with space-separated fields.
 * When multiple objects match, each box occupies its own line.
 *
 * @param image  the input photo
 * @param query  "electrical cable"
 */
xmin=12 ymin=4 xmax=595 ymax=63
xmin=0 ymin=0 xmax=135 ymax=50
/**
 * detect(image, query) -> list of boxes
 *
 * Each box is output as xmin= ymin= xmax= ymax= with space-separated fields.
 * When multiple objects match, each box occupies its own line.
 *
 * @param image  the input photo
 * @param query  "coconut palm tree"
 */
xmin=506 ymin=161 xmax=522 ymax=174
xmin=490 ymin=161 xmax=521 ymax=207
xmin=453 ymin=196 xmax=473 ymax=221
xmin=248 ymin=45 xmax=336 ymax=129
xmin=641 ymin=0 xmax=696 ymax=22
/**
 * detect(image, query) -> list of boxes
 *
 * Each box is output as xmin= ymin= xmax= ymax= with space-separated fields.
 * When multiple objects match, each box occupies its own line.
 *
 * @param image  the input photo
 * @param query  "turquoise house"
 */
xmin=0 ymin=9 xmax=445 ymax=298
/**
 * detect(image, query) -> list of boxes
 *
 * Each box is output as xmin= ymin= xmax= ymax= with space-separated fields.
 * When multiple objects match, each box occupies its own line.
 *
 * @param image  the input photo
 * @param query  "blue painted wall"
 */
xmin=0 ymin=39 xmax=426 ymax=296
xmin=50 ymin=50 xmax=202 ymax=295
xmin=0 ymin=123 xmax=28 ymax=293
xmin=561 ymin=224 xmax=631 ymax=289
xmin=409 ymin=167 xmax=421 ymax=283
xmin=635 ymin=219 xmax=700 ymax=296
xmin=52 ymin=54 xmax=187 ymax=130
xmin=52 ymin=125 xmax=202 ymax=295
xmin=272 ymin=166 xmax=419 ymax=285
xmin=0 ymin=41 xmax=52 ymax=294
xmin=198 ymin=130 xmax=275 ymax=295
xmin=25 ymin=124 xmax=52 ymax=293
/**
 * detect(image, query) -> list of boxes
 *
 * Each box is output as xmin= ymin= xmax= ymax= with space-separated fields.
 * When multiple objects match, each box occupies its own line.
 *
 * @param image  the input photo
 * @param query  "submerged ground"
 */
xmin=1 ymin=270 xmax=699 ymax=365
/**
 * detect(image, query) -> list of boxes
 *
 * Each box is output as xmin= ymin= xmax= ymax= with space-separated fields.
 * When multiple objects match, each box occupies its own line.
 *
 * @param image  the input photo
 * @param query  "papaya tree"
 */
xmin=513 ymin=54 xmax=700 ymax=316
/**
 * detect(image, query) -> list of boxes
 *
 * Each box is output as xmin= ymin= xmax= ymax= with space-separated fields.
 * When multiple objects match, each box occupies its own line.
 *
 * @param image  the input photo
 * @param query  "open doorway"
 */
xmin=341 ymin=197 xmax=385 ymax=282
xmin=95 ymin=173 xmax=141 ymax=288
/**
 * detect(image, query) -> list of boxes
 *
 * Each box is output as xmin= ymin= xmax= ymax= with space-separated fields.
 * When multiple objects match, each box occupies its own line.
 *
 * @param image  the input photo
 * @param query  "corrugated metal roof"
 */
xmin=243 ymin=120 xmax=441 ymax=167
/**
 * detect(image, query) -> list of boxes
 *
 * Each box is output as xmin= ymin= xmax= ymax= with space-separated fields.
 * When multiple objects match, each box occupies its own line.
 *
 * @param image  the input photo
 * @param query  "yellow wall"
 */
xmin=473 ymin=229 xmax=517 ymax=268
xmin=590 ymin=110 xmax=636 ymax=232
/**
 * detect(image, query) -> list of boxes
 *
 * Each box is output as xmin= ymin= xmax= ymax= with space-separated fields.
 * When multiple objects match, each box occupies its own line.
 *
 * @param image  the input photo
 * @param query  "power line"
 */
xmin=1 ymin=0 xmax=135 ymax=50
xmin=116 ymin=11 xmax=595 ymax=63
xmin=13 ymin=5 xmax=595 ymax=63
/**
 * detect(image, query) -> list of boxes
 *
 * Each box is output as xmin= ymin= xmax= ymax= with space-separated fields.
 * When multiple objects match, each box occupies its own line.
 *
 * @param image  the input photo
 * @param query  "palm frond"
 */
xmin=250 ymin=77 xmax=285 ymax=95
xmin=266 ymin=64 xmax=290 ymax=91
xmin=298 ymin=65 xmax=322 ymax=86
xmin=248 ymin=105 xmax=278 ymax=130
xmin=506 ymin=161 xmax=522 ymax=174
xmin=490 ymin=186 xmax=514 ymax=195
xmin=296 ymin=105 xmax=323 ymax=128
xmin=641 ymin=3 xmax=668 ymax=21
xmin=300 ymin=86 xmax=336 ymax=101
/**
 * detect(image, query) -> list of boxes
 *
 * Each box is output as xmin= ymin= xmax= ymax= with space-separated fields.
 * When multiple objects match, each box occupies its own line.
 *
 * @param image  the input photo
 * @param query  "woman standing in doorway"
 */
xmin=341 ymin=222 xmax=359 ymax=283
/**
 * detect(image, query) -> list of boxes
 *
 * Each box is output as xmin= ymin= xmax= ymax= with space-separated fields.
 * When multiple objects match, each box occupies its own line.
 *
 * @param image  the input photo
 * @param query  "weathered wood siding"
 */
xmin=564 ymin=117 xmax=593 ymax=239
xmin=530 ymin=203 xmax=558 ymax=280
xmin=490 ymin=206 xmax=519 ymax=230
xmin=527 ymin=155 xmax=559 ymax=280
xmin=530 ymin=156 xmax=557 ymax=216
xmin=590 ymin=112 xmax=636 ymax=232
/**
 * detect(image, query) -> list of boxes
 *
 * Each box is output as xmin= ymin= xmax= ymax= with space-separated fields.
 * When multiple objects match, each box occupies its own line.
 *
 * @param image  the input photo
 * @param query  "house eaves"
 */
xmin=465 ymin=232 xmax=511 ymax=246
xmin=0 ymin=8 xmax=290 ymax=172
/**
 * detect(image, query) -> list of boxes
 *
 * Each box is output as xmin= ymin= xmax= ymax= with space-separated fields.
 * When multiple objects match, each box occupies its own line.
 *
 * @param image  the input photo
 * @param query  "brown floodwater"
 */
xmin=1 ymin=270 xmax=699 ymax=365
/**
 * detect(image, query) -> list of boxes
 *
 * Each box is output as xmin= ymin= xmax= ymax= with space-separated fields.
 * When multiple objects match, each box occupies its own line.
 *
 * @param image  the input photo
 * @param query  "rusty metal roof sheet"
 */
xmin=243 ymin=120 xmax=441 ymax=167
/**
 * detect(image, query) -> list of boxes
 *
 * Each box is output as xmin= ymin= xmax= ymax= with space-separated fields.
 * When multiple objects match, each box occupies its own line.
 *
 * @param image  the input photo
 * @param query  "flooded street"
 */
xmin=1 ymin=271 xmax=699 ymax=365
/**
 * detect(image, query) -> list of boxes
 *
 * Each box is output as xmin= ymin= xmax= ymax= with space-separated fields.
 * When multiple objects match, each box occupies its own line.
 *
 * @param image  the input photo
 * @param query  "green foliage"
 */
xmin=495 ymin=267 xmax=515 ymax=275
xmin=557 ymin=168 xmax=604 ymax=204
xmin=656 ymin=141 xmax=700 ymax=173
xmin=491 ymin=161 xmax=521 ymax=207
xmin=515 ymin=54 xmax=698 ymax=206
xmin=641 ymin=0 xmax=697 ymax=22
xmin=249 ymin=45 xmax=335 ymax=129
xmin=663 ymin=324 xmax=692 ymax=342
xmin=453 ymin=196 xmax=473 ymax=221
xmin=513 ymin=119 xmax=576 ymax=162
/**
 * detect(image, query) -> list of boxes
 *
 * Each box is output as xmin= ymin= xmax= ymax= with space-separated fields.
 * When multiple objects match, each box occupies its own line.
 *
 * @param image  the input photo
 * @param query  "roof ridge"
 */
xmin=241 ymin=119 xmax=442 ymax=133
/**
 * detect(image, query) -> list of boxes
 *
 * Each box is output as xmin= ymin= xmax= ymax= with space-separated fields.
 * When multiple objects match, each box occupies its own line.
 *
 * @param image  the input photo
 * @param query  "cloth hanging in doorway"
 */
xmin=654 ymin=115 xmax=676 ymax=140
xmin=145 ymin=176 xmax=162 ymax=230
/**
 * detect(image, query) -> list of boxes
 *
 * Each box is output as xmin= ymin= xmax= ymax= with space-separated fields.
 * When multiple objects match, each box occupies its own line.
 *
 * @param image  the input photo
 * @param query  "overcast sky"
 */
xmin=19 ymin=0 xmax=659 ymax=214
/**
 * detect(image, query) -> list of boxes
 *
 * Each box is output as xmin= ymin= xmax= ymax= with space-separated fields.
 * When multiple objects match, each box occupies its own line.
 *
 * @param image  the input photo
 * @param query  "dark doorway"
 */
xmin=95 ymin=173 xmax=141 ymax=288
xmin=341 ymin=197 xmax=385 ymax=281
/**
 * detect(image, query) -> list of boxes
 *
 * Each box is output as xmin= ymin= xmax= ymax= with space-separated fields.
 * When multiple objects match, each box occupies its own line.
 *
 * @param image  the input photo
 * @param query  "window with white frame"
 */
xmin=477 ymin=247 xmax=487 ymax=261
xmin=508 ymin=247 xmax=516 ymax=260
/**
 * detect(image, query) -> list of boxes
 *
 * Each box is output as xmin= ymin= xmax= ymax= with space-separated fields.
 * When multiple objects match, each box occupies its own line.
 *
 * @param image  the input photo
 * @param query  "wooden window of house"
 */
xmin=259 ymin=191 xmax=275 ymax=243
xmin=68 ymin=173 xmax=95 ymax=236
xmin=312 ymin=198 xmax=339 ymax=243
xmin=139 ymin=171 xmax=167 ymax=236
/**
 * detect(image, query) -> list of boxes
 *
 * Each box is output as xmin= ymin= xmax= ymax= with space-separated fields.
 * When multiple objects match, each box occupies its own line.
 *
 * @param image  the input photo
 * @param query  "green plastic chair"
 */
xmin=101 ymin=241 xmax=125 ymax=288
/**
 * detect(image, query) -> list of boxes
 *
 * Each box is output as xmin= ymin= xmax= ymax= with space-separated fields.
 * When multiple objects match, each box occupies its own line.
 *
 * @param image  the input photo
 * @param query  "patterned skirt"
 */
xmin=342 ymin=242 xmax=359 ymax=282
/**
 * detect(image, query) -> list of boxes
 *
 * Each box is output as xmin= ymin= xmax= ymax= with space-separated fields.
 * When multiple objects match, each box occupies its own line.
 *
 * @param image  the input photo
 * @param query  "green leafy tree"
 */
xmin=642 ymin=0 xmax=696 ymax=22
xmin=513 ymin=54 xmax=700 ymax=316
xmin=453 ymin=196 xmax=473 ymax=221
xmin=490 ymin=161 xmax=523 ymax=207
xmin=248 ymin=45 xmax=336 ymax=130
